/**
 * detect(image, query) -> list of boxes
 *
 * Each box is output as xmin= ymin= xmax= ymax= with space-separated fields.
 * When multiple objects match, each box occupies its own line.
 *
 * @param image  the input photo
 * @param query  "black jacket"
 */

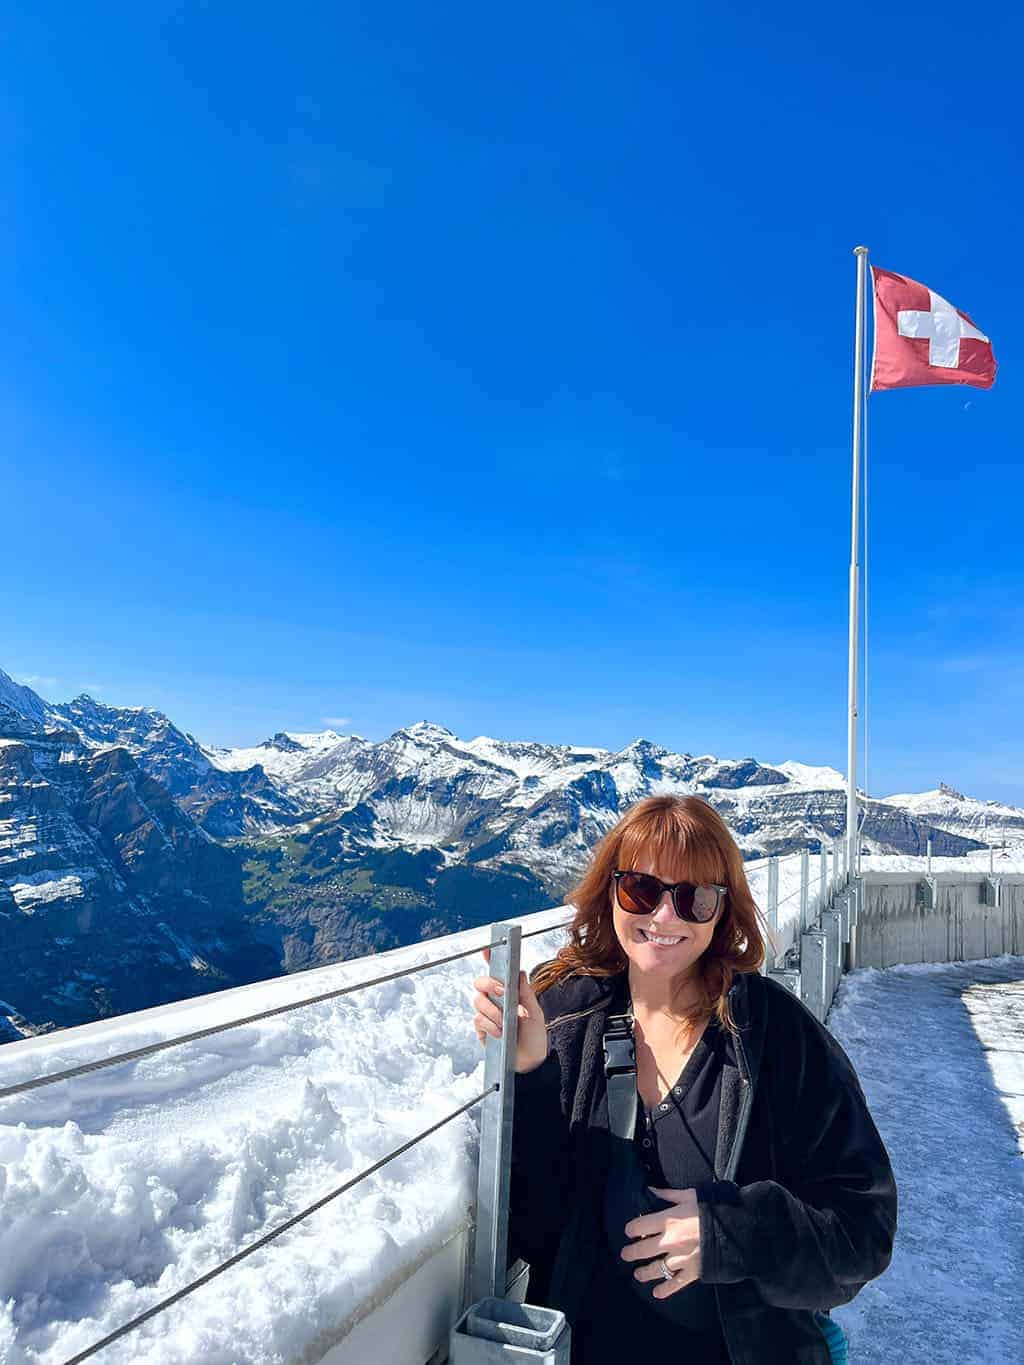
xmin=506 ymin=964 xmax=898 ymax=1364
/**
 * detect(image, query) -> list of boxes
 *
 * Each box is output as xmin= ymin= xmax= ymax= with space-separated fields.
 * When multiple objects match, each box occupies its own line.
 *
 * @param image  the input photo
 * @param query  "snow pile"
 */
xmin=7 ymin=869 xmax=94 ymax=913
xmin=0 ymin=909 xmax=574 ymax=1364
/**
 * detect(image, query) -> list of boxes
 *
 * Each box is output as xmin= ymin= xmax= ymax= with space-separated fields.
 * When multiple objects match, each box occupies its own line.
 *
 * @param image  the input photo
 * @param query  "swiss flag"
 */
xmin=870 ymin=267 xmax=996 ymax=392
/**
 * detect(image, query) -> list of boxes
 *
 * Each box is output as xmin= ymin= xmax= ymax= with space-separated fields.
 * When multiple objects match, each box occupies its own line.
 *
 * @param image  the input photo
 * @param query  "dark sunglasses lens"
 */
xmin=618 ymin=872 xmax=661 ymax=914
xmin=686 ymin=884 xmax=721 ymax=922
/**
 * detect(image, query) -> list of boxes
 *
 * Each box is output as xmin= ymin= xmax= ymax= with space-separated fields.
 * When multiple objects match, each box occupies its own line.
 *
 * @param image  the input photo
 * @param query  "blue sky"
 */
xmin=4 ymin=2 xmax=1022 ymax=805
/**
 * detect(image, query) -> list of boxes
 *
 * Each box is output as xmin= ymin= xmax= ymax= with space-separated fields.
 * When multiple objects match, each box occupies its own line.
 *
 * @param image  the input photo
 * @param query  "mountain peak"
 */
xmin=0 ymin=668 xmax=51 ymax=725
xmin=403 ymin=721 xmax=457 ymax=741
xmin=938 ymin=781 xmax=966 ymax=800
xmin=622 ymin=737 xmax=668 ymax=756
xmin=263 ymin=732 xmax=306 ymax=752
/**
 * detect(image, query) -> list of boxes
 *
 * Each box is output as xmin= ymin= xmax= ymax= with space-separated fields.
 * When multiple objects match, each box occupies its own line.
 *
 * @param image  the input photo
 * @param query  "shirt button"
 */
xmin=642 ymin=1138 xmax=652 ymax=1147
xmin=673 ymin=1087 xmax=681 ymax=1095
xmin=659 ymin=1103 xmax=669 ymax=1111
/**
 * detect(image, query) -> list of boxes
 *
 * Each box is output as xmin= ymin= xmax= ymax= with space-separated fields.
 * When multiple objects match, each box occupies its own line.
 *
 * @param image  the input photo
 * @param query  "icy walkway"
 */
xmin=827 ymin=954 xmax=1024 ymax=1364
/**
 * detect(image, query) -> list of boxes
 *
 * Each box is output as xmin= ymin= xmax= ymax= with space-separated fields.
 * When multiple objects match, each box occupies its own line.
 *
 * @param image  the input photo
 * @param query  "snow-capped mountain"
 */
xmin=0 ymin=695 xmax=278 ymax=1036
xmin=1 ymin=664 xmax=1016 ymax=1038
xmin=204 ymin=728 xmax=367 ymax=790
xmin=877 ymin=781 xmax=1024 ymax=849
xmin=211 ymin=720 xmax=981 ymax=881
xmin=0 ymin=670 xmax=50 ymax=726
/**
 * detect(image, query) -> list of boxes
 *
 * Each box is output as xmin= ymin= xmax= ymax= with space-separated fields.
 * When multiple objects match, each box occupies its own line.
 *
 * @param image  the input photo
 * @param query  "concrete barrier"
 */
xmin=852 ymin=873 xmax=1024 ymax=969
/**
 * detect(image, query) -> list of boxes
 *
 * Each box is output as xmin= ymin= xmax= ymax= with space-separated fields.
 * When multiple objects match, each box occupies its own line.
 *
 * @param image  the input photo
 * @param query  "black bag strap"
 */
xmin=602 ymin=1005 xmax=640 ymax=1142
xmin=600 ymin=980 xmax=718 ymax=1330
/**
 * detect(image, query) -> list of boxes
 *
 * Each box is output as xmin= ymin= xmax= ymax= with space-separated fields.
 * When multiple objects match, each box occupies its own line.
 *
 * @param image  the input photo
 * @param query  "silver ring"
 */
xmin=658 ymin=1256 xmax=674 ymax=1281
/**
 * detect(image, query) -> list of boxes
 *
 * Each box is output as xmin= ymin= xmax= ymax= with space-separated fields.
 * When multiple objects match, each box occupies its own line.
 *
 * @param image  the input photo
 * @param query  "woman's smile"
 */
xmin=638 ymin=927 xmax=689 ymax=947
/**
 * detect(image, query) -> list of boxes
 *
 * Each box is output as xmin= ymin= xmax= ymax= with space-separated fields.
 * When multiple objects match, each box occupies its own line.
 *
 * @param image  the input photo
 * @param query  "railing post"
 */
xmin=926 ymin=837 xmax=933 ymax=874
xmin=819 ymin=842 xmax=827 ymax=912
xmin=471 ymin=921 xmax=521 ymax=1304
xmin=800 ymin=848 xmax=810 ymax=932
xmin=800 ymin=928 xmax=827 ymax=1022
xmin=764 ymin=855 xmax=779 ymax=972
xmin=832 ymin=834 xmax=843 ymax=893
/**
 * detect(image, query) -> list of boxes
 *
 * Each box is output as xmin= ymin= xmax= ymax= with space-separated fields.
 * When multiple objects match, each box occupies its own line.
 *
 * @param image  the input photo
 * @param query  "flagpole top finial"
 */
xmin=853 ymin=245 xmax=869 ymax=256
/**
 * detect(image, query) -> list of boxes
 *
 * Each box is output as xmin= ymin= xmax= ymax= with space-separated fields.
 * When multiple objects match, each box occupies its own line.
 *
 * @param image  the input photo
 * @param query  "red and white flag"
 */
xmin=870 ymin=267 xmax=996 ymax=392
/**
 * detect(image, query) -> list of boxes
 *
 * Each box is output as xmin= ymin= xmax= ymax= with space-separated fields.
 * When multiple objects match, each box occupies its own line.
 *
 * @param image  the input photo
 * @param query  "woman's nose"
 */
xmin=651 ymin=893 xmax=678 ymax=922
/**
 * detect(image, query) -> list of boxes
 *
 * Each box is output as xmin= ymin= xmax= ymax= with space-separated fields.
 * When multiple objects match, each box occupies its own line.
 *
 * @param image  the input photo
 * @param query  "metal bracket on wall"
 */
xmin=766 ymin=967 xmax=801 ymax=999
xmin=915 ymin=877 xmax=937 ymax=909
xmin=834 ymin=890 xmax=851 ymax=946
xmin=982 ymin=877 xmax=1001 ymax=908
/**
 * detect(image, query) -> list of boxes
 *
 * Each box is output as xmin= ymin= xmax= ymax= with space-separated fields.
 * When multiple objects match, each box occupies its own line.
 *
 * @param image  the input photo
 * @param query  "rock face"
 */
xmin=50 ymin=695 xmax=305 ymax=837
xmin=0 ymin=666 xmax=1014 ymax=1040
xmin=0 ymin=702 xmax=278 ymax=1035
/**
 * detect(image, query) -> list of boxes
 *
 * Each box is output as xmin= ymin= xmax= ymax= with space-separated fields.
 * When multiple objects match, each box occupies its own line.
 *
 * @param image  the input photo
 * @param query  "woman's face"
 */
xmin=610 ymin=851 xmax=725 ymax=986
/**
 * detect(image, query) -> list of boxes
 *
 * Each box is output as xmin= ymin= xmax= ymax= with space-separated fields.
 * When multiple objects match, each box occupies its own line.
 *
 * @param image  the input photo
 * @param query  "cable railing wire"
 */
xmin=58 ymin=1081 xmax=499 ymax=1365
xmin=0 ymin=859 xmax=815 ymax=1103
xmin=0 ymin=917 xmax=574 ymax=1103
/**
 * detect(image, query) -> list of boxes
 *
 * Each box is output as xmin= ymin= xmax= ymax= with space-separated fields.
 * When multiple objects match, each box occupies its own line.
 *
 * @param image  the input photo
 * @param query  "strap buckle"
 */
xmin=602 ymin=1011 xmax=637 ymax=1076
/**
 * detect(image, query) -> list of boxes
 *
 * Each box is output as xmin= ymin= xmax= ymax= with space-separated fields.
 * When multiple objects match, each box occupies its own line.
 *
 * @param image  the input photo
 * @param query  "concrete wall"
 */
xmin=854 ymin=873 xmax=1024 ymax=969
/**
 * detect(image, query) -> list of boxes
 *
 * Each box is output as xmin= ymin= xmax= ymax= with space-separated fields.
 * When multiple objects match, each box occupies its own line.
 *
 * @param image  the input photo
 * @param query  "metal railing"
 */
xmin=0 ymin=843 xmax=853 ymax=1362
xmin=0 ymin=916 xmax=573 ymax=1362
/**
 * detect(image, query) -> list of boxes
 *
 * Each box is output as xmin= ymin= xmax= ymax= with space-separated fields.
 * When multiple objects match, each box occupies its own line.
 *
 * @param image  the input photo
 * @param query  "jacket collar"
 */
xmin=567 ymin=967 xmax=767 ymax=1075
xmin=562 ymin=966 xmax=768 ymax=1183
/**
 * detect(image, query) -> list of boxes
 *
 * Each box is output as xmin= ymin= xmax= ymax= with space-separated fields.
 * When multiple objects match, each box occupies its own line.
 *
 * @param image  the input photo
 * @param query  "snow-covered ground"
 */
xmin=1 ymin=879 xmax=1021 ymax=1363
xmin=828 ymin=955 xmax=1024 ymax=1364
xmin=859 ymin=851 xmax=1024 ymax=873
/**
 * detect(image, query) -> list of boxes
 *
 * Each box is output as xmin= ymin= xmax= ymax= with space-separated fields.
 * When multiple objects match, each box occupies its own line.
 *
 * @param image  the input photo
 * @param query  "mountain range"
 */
xmin=2 ymin=666 xmax=1019 ymax=1040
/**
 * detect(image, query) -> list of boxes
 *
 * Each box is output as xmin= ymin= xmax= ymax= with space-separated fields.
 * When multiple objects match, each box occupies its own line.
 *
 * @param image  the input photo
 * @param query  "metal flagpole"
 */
xmin=846 ymin=245 xmax=868 ymax=884
xmin=847 ymin=246 xmax=869 ymax=885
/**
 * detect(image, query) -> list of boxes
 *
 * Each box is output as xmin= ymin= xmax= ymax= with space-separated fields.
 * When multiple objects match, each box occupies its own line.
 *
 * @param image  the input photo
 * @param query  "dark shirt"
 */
xmin=569 ymin=1016 xmax=735 ymax=1364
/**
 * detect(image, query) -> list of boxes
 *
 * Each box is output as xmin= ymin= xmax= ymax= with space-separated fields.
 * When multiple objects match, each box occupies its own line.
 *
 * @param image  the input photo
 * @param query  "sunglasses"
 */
xmin=612 ymin=870 xmax=727 ymax=924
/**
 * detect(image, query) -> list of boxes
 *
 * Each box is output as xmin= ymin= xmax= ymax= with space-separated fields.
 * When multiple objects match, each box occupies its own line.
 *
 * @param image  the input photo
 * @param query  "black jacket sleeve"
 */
xmin=696 ymin=993 xmax=898 ymax=1312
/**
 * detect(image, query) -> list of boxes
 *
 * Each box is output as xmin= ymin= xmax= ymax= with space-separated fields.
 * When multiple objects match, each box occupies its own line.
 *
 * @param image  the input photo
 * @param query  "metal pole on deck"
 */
xmin=472 ymin=921 xmax=521 ymax=1303
xmin=847 ymin=246 xmax=869 ymax=886
xmin=765 ymin=855 xmax=779 ymax=971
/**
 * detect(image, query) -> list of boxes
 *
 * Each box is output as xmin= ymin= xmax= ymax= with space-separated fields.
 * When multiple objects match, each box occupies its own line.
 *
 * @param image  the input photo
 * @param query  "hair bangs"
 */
xmin=618 ymin=807 xmax=729 ymax=887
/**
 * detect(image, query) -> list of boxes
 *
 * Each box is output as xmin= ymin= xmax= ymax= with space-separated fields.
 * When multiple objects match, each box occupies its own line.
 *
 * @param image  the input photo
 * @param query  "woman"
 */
xmin=471 ymin=794 xmax=897 ymax=1364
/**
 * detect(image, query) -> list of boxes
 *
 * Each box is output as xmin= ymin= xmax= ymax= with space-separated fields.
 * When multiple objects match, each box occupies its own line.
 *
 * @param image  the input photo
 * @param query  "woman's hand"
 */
xmin=471 ymin=946 xmax=549 ymax=1075
xmin=620 ymin=1186 xmax=703 ymax=1297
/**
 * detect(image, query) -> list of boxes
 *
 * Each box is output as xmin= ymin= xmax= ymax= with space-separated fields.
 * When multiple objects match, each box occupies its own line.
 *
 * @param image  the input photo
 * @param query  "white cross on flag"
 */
xmin=870 ymin=266 xmax=996 ymax=392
